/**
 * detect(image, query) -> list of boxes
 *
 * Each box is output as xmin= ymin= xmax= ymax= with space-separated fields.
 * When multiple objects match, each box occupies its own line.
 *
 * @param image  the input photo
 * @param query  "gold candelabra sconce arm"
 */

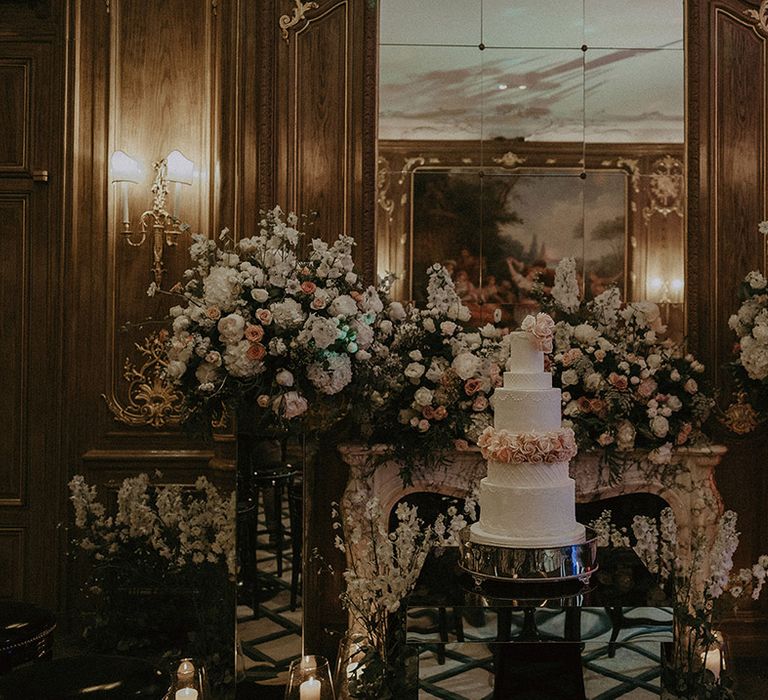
xmin=111 ymin=149 xmax=194 ymax=285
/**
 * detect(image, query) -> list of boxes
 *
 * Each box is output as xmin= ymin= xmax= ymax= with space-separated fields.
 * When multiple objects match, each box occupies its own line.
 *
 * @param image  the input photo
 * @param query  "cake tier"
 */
xmin=506 ymin=331 xmax=544 ymax=373
xmin=503 ymin=371 xmax=552 ymax=390
xmin=486 ymin=460 xmax=570 ymax=487
xmin=492 ymin=388 xmax=562 ymax=433
xmin=471 ymin=474 xmax=585 ymax=548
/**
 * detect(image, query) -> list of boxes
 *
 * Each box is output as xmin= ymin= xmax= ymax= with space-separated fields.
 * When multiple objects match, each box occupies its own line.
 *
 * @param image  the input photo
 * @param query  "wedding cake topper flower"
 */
xmin=521 ymin=312 xmax=555 ymax=353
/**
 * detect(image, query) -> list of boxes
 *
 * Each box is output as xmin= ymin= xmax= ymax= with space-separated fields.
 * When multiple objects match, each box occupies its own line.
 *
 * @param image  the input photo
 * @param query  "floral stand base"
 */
xmin=457 ymin=526 xmax=599 ymax=585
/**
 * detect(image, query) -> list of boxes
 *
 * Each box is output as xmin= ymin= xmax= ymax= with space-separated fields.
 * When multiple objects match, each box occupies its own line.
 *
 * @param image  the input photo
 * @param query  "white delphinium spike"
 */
xmin=632 ymin=514 xmax=660 ymax=575
xmin=658 ymin=507 xmax=678 ymax=582
xmin=706 ymin=510 xmax=739 ymax=599
xmin=551 ymin=257 xmax=581 ymax=313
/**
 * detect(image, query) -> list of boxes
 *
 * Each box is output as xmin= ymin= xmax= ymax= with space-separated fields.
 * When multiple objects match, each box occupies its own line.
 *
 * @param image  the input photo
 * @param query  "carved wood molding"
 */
xmin=743 ymin=0 xmax=768 ymax=32
xmin=279 ymin=0 xmax=319 ymax=42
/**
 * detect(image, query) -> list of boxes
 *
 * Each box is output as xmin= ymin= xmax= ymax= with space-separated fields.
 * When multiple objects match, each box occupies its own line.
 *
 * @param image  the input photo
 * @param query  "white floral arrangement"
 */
xmin=158 ymin=207 xmax=385 ymax=432
xmin=536 ymin=258 xmax=713 ymax=465
xmin=333 ymin=494 xmax=475 ymax=698
xmin=729 ymin=267 xmax=768 ymax=412
xmin=477 ymin=426 xmax=578 ymax=464
xmin=69 ymin=473 xmax=236 ymax=579
xmin=361 ymin=264 xmax=503 ymax=481
xmin=592 ymin=507 xmax=768 ymax=696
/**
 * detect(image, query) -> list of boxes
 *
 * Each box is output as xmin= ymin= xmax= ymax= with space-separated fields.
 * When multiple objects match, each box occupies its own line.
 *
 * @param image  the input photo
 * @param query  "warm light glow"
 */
xmin=166 ymin=150 xmax=194 ymax=184
xmin=110 ymin=150 xmax=141 ymax=183
xmin=670 ymin=278 xmax=684 ymax=292
xmin=648 ymin=276 xmax=663 ymax=292
xmin=518 ymin=84 xmax=528 ymax=90
xmin=177 ymin=660 xmax=196 ymax=679
xmin=497 ymin=83 xmax=508 ymax=90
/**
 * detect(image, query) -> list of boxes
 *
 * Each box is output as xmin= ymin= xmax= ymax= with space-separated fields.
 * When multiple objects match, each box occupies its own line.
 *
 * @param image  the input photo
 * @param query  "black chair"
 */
xmin=288 ymin=476 xmax=303 ymax=611
xmin=0 ymin=655 xmax=167 ymax=699
xmin=237 ymin=432 xmax=302 ymax=617
xmin=0 ymin=601 xmax=56 ymax=675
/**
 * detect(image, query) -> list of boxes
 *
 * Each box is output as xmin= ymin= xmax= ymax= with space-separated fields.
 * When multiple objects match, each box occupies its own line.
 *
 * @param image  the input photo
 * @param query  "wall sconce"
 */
xmin=111 ymin=148 xmax=194 ymax=285
xmin=647 ymin=276 xmax=684 ymax=305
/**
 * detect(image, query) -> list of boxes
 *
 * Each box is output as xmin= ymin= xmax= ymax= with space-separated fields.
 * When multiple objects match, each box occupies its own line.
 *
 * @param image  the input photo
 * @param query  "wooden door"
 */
xmin=0 ymin=36 xmax=65 ymax=608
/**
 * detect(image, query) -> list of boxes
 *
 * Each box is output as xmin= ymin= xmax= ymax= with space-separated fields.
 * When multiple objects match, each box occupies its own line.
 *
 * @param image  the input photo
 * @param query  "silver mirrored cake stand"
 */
xmin=457 ymin=526 xmax=599 ymax=588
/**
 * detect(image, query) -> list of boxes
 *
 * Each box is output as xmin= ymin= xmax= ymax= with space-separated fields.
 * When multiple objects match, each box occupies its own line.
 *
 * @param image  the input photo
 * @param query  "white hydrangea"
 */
xmin=307 ymin=315 xmax=339 ymax=350
xmin=307 ymin=353 xmax=353 ymax=395
xmin=223 ymin=340 xmax=264 ymax=377
xmin=452 ymin=352 xmax=481 ymax=380
xmin=202 ymin=265 xmax=241 ymax=311
xmin=270 ymin=298 xmax=306 ymax=328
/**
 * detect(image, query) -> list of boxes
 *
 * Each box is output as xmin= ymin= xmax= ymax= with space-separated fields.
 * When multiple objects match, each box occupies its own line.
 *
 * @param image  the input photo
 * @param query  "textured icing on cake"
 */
xmin=470 ymin=330 xmax=586 ymax=548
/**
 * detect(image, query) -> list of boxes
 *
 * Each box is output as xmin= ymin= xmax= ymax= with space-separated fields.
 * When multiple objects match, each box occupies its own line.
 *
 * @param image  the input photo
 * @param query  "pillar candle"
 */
xmin=299 ymin=676 xmax=321 ymax=700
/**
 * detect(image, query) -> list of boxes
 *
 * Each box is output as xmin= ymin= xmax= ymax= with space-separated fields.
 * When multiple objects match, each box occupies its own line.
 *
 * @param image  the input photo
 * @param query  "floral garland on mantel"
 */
xmin=477 ymin=426 xmax=578 ymax=464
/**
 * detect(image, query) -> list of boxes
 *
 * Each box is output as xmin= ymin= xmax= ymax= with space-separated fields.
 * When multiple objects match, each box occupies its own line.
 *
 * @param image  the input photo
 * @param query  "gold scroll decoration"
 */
xmin=279 ymin=0 xmax=319 ymax=42
xmin=103 ymin=330 xmax=185 ymax=428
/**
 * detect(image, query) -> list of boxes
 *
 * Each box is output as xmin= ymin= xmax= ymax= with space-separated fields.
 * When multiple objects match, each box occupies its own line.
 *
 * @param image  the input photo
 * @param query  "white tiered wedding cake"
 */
xmin=470 ymin=316 xmax=586 ymax=548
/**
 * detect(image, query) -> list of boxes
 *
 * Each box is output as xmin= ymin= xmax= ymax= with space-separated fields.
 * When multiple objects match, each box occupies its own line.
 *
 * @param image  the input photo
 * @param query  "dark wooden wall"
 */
xmin=688 ymin=0 xmax=768 ymax=627
xmin=0 ymin=0 xmax=68 ymax=608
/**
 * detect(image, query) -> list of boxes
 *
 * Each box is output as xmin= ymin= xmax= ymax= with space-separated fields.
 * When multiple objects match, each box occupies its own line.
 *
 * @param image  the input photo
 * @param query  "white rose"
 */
xmin=452 ymin=352 xmax=481 ymax=380
xmin=747 ymin=270 xmax=767 ymax=290
xmin=217 ymin=313 xmax=246 ymax=344
xmin=413 ymin=387 xmax=434 ymax=407
xmin=584 ymin=372 xmax=602 ymax=392
xmin=650 ymin=414 xmax=670 ymax=438
xmin=404 ymin=362 xmax=426 ymax=382
xmin=251 ymin=288 xmax=269 ymax=303
xmin=561 ymin=369 xmax=579 ymax=387
xmin=426 ymin=359 xmax=447 ymax=382
xmin=409 ymin=350 xmax=423 ymax=361
xmin=379 ymin=319 xmax=393 ymax=336
xmin=276 ymin=369 xmax=294 ymax=387
xmin=423 ymin=317 xmax=436 ymax=333
xmin=309 ymin=316 xmax=339 ymax=349
xmin=195 ymin=362 xmax=219 ymax=385
xmin=281 ymin=391 xmax=308 ymax=419
xmin=647 ymin=354 xmax=662 ymax=369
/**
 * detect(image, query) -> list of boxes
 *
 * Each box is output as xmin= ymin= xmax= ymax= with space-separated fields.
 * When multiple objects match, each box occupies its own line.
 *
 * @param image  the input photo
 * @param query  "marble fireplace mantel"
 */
xmin=339 ymin=443 xmax=727 ymax=579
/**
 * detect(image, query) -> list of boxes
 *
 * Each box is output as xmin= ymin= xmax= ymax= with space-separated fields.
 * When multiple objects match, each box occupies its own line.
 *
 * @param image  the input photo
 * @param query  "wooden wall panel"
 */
xmin=0 ymin=195 xmax=27 ymax=506
xmin=273 ymin=0 xmax=376 ymax=280
xmin=0 ymin=21 xmax=67 ymax=608
xmin=0 ymin=529 xmax=24 ymax=600
xmin=688 ymin=0 xmax=768 ymax=616
xmin=0 ymin=63 xmax=28 ymax=169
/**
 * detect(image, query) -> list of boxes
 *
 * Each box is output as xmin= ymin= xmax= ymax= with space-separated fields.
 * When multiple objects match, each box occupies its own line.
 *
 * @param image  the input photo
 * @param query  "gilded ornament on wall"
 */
xmin=104 ymin=330 xmax=185 ymax=428
xmin=279 ymin=0 xmax=319 ymax=42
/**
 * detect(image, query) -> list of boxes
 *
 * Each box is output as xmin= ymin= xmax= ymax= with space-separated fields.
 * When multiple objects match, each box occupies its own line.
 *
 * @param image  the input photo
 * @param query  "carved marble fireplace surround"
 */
xmin=339 ymin=444 xmax=727 ymax=583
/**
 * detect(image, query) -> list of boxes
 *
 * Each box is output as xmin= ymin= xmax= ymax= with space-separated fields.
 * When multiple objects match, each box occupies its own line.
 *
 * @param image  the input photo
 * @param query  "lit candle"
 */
xmin=702 ymin=648 xmax=723 ymax=680
xmin=121 ymin=181 xmax=130 ymax=224
xmin=175 ymin=689 xmax=198 ymax=700
xmin=299 ymin=676 xmax=321 ymax=700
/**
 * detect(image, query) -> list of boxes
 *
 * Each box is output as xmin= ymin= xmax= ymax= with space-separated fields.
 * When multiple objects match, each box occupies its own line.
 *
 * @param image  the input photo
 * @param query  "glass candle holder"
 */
xmin=284 ymin=655 xmax=335 ymax=700
xmin=166 ymin=658 xmax=208 ymax=700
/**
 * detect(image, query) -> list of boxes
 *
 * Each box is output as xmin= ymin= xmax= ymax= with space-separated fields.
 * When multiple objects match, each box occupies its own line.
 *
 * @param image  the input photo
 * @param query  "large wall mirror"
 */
xmin=376 ymin=0 xmax=685 ymax=336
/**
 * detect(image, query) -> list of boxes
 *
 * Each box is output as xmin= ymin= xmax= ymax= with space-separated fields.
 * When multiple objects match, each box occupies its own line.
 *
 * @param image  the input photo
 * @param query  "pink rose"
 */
xmin=609 ymin=372 xmax=628 ymax=390
xmin=598 ymin=432 xmax=614 ymax=446
xmin=245 ymin=324 xmax=264 ymax=343
xmin=577 ymin=397 xmax=592 ymax=413
xmin=422 ymin=405 xmax=435 ymax=419
xmin=433 ymin=406 xmax=448 ymax=421
xmin=684 ymin=378 xmax=698 ymax=394
xmin=589 ymin=398 xmax=606 ymax=417
xmin=256 ymin=309 xmax=273 ymax=325
xmin=454 ymin=438 xmax=470 ymax=451
xmin=257 ymin=394 xmax=271 ymax=408
xmin=310 ymin=297 xmax=327 ymax=310
xmin=206 ymin=306 xmax=221 ymax=320
xmin=676 ymin=422 xmax=692 ymax=445
xmin=300 ymin=281 xmax=317 ymax=294
xmin=477 ymin=427 xmax=495 ymax=451
xmin=562 ymin=349 xmax=583 ymax=367
xmin=246 ymin=343 xmax=266 ymax=361
xmin=464 ymin=378 xmax=483 ymax=395
xmin=637 ymin=378 xmax=657 ymax=398
xmin=472 ymin=395 xmax=489 ymax=412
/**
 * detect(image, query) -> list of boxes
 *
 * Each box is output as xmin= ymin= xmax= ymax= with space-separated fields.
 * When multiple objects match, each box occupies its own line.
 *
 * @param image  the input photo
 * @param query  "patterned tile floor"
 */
xmin=238 ymin=507 xmax=672 ymax=697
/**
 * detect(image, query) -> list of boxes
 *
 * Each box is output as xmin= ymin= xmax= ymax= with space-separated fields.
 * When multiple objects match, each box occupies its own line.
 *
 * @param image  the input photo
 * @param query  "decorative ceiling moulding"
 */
xmin=279 ymin=0 xmax=319 ymax=41
xmin=102 ymin=0 xmax=223 ymax=431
